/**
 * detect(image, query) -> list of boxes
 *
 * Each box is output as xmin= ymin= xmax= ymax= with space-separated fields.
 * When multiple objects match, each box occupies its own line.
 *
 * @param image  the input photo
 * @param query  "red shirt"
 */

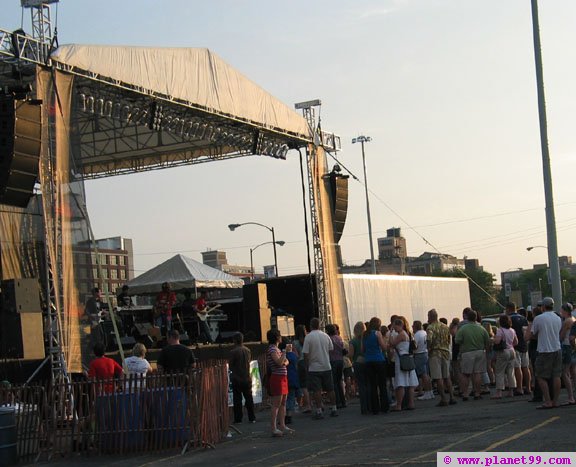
xmin=156 ymin=291 xmax=177 ymax=318
xmin=88 ymin=356 xmax=123 ymax=393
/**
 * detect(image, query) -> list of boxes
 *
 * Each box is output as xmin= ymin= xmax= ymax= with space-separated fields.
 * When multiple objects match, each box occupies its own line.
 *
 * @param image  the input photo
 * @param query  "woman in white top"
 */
xmin=124 ymin=343 xmax=153 ymax=390
xmin=492 ymin=315 xmax=517 ymax=399
xmin=389 ymin=318 xmax=418 ymax=411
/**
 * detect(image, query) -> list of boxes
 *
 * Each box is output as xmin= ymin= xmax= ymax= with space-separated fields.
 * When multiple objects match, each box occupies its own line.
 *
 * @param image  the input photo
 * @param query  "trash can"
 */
xmin=0 ymin=407 xmax=18 ymax=466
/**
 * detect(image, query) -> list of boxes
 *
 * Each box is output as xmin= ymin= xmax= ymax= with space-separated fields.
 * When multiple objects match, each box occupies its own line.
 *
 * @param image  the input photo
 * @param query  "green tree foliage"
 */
xmin=430 ymin=268 xmax=501 ymax=315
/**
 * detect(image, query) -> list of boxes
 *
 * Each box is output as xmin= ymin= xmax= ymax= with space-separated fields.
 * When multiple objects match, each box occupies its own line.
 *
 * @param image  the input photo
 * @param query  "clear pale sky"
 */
xmin=5 ymin=0 xmax=576 ymax=281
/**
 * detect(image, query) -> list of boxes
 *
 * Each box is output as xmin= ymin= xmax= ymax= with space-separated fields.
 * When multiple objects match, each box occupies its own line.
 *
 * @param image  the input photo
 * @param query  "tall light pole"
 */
xmin=228 ymin=222 xmax=280 ymax=276
xmin=530 ymin=0 xmax=562 ymax=309
xmin=250 ymin=241 xmax=285 ymax=281
xmin=352 ymin=135 xmax=376 ymax=274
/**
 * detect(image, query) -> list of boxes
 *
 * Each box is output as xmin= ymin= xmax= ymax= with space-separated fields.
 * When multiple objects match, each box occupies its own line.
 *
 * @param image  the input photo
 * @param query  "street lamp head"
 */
xmin=228 ymin=224 xmax=241 ymax=231
xmin=276 ymin=241 xmax=286 ymax=246
xmin=526 ymin=247 xmax=534 ymax=251
xmin=352 ymin=135 xmax=372 ymax=144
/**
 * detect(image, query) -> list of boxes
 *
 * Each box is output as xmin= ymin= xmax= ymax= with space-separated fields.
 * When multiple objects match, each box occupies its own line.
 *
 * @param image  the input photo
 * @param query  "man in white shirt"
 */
xmin=529 ymin=296 xmax=562 ymax=408
xmin=302 ymin=318 xmax=338 ymax=419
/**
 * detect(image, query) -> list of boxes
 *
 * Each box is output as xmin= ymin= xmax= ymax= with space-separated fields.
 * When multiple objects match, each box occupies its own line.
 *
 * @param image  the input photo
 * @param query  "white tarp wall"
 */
xmin=342 ymin=274 xmax=471 ymax=329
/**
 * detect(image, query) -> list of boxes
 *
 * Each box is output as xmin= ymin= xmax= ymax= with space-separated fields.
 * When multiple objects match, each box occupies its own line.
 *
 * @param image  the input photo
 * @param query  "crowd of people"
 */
xmin=84 ymin=295 xmax=576 ymax=438
xmin=237 ymin=297 xmax=576 ymax=438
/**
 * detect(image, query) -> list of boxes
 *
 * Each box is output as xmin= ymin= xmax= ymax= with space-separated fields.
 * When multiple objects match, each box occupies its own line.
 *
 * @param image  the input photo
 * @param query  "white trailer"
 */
xmin=342 ymin=274 xmax=471 ymax=329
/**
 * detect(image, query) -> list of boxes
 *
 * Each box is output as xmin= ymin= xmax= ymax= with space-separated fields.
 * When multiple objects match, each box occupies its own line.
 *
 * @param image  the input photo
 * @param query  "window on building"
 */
xmin=120 ymin=269 xmax=126 ymax=280
xmin=110 ymin=269 xmax=118 ymax=279
xmin=109 ymin=255 xmax=117 ymax=265
xmin=119 ymin=255 xmax=125 ymax=266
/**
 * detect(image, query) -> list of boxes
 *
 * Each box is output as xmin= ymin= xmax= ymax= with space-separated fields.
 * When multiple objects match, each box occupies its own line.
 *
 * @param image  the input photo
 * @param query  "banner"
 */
xmin=227 ymin=360 xmax=263 ymax=407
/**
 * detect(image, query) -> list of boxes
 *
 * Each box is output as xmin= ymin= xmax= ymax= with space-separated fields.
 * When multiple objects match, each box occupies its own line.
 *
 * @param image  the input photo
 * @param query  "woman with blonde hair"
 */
xmin=389 ymin=318 xmax=418 ymax=411
xmin=124 ymin=343 xmax=153 ymax=389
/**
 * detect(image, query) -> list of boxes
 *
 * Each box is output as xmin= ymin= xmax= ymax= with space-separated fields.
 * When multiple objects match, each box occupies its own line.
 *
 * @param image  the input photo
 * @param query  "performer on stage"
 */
xmin=85 ymin=287 xmax=103 ymax=328
xmin=194 ymin=291 xmax=214 ymax=344
xmin=117 ymin=284 xmax=133 ymax=307
xmin=155 ymin=282 xmax=176 ymax=333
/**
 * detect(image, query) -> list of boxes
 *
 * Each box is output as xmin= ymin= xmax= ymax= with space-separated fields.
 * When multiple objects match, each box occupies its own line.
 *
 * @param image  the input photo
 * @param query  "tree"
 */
xmin=431 ymin=267 xmax=501 ymax=315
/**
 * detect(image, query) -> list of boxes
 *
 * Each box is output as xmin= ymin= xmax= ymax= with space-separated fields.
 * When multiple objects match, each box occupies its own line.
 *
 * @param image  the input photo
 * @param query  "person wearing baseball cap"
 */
xmin=528 ymin=297 xmax=562 ymax=409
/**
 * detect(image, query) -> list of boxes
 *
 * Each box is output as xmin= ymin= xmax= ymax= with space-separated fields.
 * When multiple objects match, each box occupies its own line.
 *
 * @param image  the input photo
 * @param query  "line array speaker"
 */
xmin=327 ymin=172 xmax=349 ymax=244
xmin=0 ymin=96 xmax=42 ymax=208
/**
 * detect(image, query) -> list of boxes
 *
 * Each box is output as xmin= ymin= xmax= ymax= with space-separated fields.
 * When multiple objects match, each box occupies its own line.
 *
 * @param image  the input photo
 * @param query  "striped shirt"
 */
xmin=266 ymin=345 xmax=287 ymax=376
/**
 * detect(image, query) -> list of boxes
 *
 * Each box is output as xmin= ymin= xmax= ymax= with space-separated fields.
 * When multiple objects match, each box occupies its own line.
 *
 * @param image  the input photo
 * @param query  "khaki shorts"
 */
xmin=459 ymin=350 xmax=486 ymax=375
xmin=513 ymin=351 xmax=529 ymax=369
xmin=535 ymin=351 xmax=562 ymax=379
xmin=429 ymin=355 xmax=450 ymax=380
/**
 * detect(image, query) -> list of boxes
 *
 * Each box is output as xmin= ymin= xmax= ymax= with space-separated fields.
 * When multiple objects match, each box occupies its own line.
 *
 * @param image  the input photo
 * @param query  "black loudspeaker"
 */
xmin=0 ymin=311 xmax=45 ymax=360
xmin=327 ymin=172 xmax=349 ymax=244
xmin=1 ymin=278 xmax=41 ymax=313
xmin=107 ymin=335 xmax=136 ymax=352
xmin=0 ymin=96 xmax=42 ymax=208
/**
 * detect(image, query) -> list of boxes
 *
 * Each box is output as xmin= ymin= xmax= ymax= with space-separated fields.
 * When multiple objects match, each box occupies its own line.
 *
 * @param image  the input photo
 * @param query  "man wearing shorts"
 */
xmin=427 ymin=309 xmax=457 ymax=406
xmin=455 ymin=310 xmax=490 ymax=401
xmin=302 ymin=318 xmax=338 ymax=419
xmin=507 ymin=303 xmax=531 ymax=395
xmin=529 ymin=297 xmax=562 ymax=409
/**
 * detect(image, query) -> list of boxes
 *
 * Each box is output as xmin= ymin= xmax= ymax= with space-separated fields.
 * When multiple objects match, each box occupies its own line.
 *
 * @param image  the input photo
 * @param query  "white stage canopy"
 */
xmin=51 ymin=45 xmax=310 ymax=139
xmin=127 ymin=254 xmax=245 ymax=294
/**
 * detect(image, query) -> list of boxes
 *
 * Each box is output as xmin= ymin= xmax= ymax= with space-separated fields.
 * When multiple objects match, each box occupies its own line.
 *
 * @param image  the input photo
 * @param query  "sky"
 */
xmin=4 ymin=0 xmax=576 ymax=282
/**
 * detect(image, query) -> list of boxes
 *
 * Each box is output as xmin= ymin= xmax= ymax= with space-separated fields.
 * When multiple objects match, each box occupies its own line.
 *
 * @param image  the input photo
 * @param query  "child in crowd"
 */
xmin=285 ymin=343 xmax=300 ymax=425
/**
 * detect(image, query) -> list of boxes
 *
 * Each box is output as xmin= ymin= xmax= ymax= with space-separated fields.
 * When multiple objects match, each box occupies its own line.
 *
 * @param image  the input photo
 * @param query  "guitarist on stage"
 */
xmin=194 ymin=291 xmax=214 ymax=344
xmin=155 ymin=282 xmax=176 ymax=334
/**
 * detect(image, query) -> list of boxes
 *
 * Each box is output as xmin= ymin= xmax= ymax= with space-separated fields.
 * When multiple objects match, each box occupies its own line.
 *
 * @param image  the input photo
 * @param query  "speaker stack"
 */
xmin=327 ymin=171 xmax=349 ymax=244
xmin=0 ymin=96 xmax=42 ymax=208
xmin=242 ymin=283 xmax=271 ymax=342
xmin=0 ymin=278 xmax=45 ymax=360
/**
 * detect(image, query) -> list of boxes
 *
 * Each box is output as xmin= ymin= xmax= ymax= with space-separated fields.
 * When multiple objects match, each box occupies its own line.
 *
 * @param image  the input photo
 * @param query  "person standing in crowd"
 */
xmin=507 ymin=304 xmax=531 ymax=396
xmin=427 ymin=309 xmax=457 ymax=406
xmin=229 ymin=332 xmax=256 ymax=424
xmin=284 ymin=341 xmax=300 ymax=425
xmin=526 ymin=305 xmax=543 ymax=402
xmin=362 ymin=317 xmax=389 ymax=415
xmin=491 ymin=315 xmax=517 ymax=399
xmin=326 ymin=324 xmax=346 ymax=409
xmin=303 ymin=318 xmax=338 ymax=419
xmin=528 ymin=297 xmax=562 ymax=409
xmin=413 ymin=320 xmax=433 ymax=401
xmin=482 ymin=322 xmax=496 ymax=387
xmin=455 ymin=310 xmax=490 ymax=401
xmin=389 ymin=318 xmax=418 ymax=411
xmin=349 ymin=321 xmax=369 ymax=414
xmin=157 ymin=330 xmax=197 ymax=373
xmin=292 ymin=325 xmax=311 ymax=413
xmin=87 ymin=342 xmax=123 ymax=394
xmin=266 ymin=329 xmax=292 ymax=437
xmin=559 ymin=303 xmax=575 ymax=405
xmin=124 ymin=342 xmax=152 ymax=389
xmin=155 ymin=282 xmax=176 ymax=333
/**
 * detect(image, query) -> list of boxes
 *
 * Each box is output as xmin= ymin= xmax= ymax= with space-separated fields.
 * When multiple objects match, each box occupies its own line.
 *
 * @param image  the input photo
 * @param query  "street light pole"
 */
xmin=530 ymin=0 xmax=562 ymax=309
xmin=249 ymin=240 xmax=285 ymax=282
xmin=352 ymin=135 xmax=376 ymax=275
xmin=229 ymin=222 xmax=280 ymax=277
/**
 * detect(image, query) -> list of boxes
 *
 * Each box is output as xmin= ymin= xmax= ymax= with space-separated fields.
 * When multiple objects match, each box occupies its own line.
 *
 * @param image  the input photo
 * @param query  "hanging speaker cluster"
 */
xmin=0 ymin=96 xmax=42 ymax=208
xmin=327 ymin=168 xmax=349 ymax=244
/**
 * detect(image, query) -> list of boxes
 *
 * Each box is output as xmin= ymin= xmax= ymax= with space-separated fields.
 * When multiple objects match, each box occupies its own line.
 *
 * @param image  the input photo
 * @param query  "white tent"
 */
xmin=126 ymin=254 xmax=244 ymax=294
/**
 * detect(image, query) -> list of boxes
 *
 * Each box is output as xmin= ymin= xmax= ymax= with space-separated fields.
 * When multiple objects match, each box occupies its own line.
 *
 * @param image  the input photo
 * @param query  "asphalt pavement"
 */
xmin=46 ymin=390 xmax=576 ymax=467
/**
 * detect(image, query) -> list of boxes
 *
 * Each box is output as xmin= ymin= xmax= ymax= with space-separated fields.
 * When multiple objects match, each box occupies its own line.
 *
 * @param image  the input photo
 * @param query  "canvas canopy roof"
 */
xmin=50 ymin=44 xmax=311 ymax=139
xmin=126 ymin=254 xmax=244 ymax=294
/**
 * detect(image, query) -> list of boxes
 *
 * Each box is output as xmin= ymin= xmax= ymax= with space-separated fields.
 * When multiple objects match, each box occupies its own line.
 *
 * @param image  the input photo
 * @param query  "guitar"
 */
xmin=195 ymin=304 xmax=221 ymax=322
